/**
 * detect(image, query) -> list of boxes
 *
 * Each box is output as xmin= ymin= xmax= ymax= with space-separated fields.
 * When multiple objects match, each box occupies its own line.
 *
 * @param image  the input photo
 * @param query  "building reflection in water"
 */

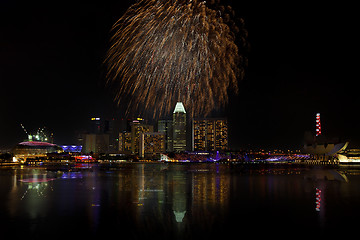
xmin=86 ymin=171 xmax=101 ymax=231
xmin=4 ymin=164 xmax=359 ymax=237
xmin=112 ymin=163 xmax=231 ymax=236
xmin=8 ymin=169 xmax=55 ymax=220
xmin=170 ymin=166 xmax=187 ymax=223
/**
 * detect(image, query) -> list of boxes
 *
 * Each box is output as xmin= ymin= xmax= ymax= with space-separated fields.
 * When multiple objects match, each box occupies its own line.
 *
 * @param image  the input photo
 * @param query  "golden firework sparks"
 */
xmin=105 ymin=0 xmax=247 ymax=118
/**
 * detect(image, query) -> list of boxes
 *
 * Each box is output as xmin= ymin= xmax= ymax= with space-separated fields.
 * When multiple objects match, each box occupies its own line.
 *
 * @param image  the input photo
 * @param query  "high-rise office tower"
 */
xmin=193 ymin=118 xmax=228 ymax=151
xmin=139 ymin=132 xmax=165 ymax=158
xmin=118 ymin=131 xmax=132 ymax=153
xmin=172 ymin=102 xmax=187 ymax=152
xmin=130 ymin=120 xmax=153 ymax=154
xmin=90 ymin=117 xmax=101 ymax=133
xmin=82 ymin=133 xmax=109 ymax=154
xmin=82 ymin=117 xmax=110 ymax=154
xmin=158 ymin=119 xmax=173 ymax=152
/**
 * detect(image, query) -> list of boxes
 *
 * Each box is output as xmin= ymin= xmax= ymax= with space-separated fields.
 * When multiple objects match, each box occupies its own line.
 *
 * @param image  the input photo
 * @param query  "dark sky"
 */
xmin=0 ymin=0 xmax=357 ymax=150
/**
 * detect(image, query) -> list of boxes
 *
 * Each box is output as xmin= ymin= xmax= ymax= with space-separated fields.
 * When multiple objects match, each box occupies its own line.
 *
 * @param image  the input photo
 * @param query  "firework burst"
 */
xmin=105 ymin=0 xmax=247 ymax=118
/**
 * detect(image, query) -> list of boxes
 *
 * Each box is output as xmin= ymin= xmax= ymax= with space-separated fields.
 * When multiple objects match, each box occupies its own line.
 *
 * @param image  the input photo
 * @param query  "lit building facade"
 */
xmin=83 ymin=133 xmax=109 ymax=154
xmin=131 ymin=121 xmax=154 ymax=154
xmin=139 ymin=132 xmax=165 ymax=158
xmin=118 ymin=131 xmax=132 ymax=154
xmin=158 ymin=119 xmax=173 ymax=152
xmin=214 ymin=119 xmax=228 ymax=151
xmin=80 ymin=117 xmax=122 ymax=154
xmin=61 ymin=145 xmax=82 ymax=153
xmin=90 ymin=117 xmax=101 ymax=133
xmin=12 ymin=141 xmax=64 ymax=161
xmin=193 ymin=118 xmax=228 ymax=151
xmin=172 ymin=102 xmax=187 ymax=152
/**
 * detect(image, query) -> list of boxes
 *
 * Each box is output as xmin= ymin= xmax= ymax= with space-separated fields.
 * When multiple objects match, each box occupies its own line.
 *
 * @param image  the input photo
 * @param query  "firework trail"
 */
xmin=105 ymin=0 xmax=248 ymax=118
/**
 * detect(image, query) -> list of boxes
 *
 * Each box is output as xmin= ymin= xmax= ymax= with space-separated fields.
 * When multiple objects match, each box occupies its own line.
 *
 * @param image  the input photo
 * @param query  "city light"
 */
xmin=0 ymin=0 xmax=358 ymax=238
xmin=61 ymin=145 xmax=82 ymax=153
xmin=315 ymin=188 xmax=321 ymax=212
xmin=316 ymin=113 xmax=322 ymax=136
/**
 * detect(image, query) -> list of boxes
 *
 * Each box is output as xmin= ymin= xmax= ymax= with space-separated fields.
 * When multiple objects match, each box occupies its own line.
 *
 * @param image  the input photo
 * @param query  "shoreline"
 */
xmin=1 ymin=160 xmax=359 ymax=170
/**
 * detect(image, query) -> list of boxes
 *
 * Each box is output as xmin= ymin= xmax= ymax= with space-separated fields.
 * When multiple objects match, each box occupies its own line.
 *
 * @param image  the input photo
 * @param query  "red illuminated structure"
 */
xmin=315 ymin=188 xmax=321 ymax=211
xmin=316 ymin=113 xmax=321 ymax=137
xmin=74 ymin=155 xmax=95 ymax=163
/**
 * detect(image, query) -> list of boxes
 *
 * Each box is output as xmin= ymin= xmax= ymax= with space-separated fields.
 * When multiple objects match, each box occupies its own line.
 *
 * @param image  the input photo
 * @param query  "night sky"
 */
xmin=0 ymin=0 xmax=357 ymax=150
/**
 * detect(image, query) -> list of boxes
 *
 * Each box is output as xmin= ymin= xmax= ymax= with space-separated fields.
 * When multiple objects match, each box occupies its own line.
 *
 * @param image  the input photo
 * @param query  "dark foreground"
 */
xmin=0 ymin=163 xmax=359 ymax=239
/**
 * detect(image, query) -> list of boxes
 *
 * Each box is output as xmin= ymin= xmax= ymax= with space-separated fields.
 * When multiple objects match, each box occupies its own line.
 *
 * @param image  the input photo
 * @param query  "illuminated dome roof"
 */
xmin=13 ymin=141 xmax=63 ymax=156
xmin=18 ymin=141 xmax=57 ymax=147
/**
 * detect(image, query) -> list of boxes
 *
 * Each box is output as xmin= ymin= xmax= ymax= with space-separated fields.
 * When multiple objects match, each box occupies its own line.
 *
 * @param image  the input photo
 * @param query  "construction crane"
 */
xmin=20 ymin=124 xmax=31 ymax=141
xmin=20 ymin=124 xmax=47 ymax=141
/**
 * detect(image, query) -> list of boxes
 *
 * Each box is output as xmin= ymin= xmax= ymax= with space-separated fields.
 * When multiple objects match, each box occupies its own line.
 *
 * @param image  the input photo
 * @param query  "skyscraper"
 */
xmin=139 ymin=132 xmax=165 ymax=158
xmin=90 ymin=117 xmax=101 ymax=133
xmin=131 ymin=121 xmax=153 ymax=154
xmin=172 ymin=102 xmax=187 ymax=152
xmin=193 ymin=118 xmax=228 ymax=151
xmin=158 ymin=119 xmax=173 ymax=152
xmin=118 ymin=131 xmax=132 ymax=153
xmin=82 ymin=117 xmax=111 ymax=154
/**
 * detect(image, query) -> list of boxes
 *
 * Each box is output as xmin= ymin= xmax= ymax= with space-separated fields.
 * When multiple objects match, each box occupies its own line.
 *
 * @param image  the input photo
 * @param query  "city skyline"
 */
xmin=1 ymin=1 xmax=360 ymax=238
xmin=1 ymin=1 xmax=357 ymax=150
xmin=86 ymin=102 xmax=230 ymax=155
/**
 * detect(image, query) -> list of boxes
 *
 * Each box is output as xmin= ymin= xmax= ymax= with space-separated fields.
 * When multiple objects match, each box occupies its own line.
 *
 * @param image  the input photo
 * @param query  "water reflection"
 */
xmin=7 ymin=169 xmax=54 ymax=221
xmin=171 ymin=166 xmax=187 ymax=223
xmin=1 ymin=164 xmax=360 ymax=238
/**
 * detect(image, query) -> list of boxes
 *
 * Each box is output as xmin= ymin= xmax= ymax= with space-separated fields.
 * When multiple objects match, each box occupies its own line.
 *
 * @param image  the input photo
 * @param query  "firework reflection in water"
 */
xmin=105 ymin=0 xmax=248 ymax=118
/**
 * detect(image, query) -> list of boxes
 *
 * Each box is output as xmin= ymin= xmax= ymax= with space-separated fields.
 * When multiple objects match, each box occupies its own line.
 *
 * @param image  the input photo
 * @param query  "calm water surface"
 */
xmin=0 ymin=163 xmax=359 ymax=239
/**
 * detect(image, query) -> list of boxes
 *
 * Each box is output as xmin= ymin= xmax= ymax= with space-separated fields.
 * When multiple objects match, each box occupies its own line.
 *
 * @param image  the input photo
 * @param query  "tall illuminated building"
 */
xmin=139 ymin=132 xmax=165 ymax=158
xmin=90 ymin=117 xmax=101 ymax=133
xmin=172 ymin=102 xmax=187 ymax=152
xmin=82 ymin=117 xmax=111 ymax=154
xmin=118 ymin=131 xmax=132 ymax=153
xmin=83 ymin=133 xmax=110 ymax=154
xmin=130 ymin=120 xmax=153 ymax=154
xmin=193 ymin=118 xmax=228 ymax=151
xmin=158 ymin=119 xmax=173 ymax=152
